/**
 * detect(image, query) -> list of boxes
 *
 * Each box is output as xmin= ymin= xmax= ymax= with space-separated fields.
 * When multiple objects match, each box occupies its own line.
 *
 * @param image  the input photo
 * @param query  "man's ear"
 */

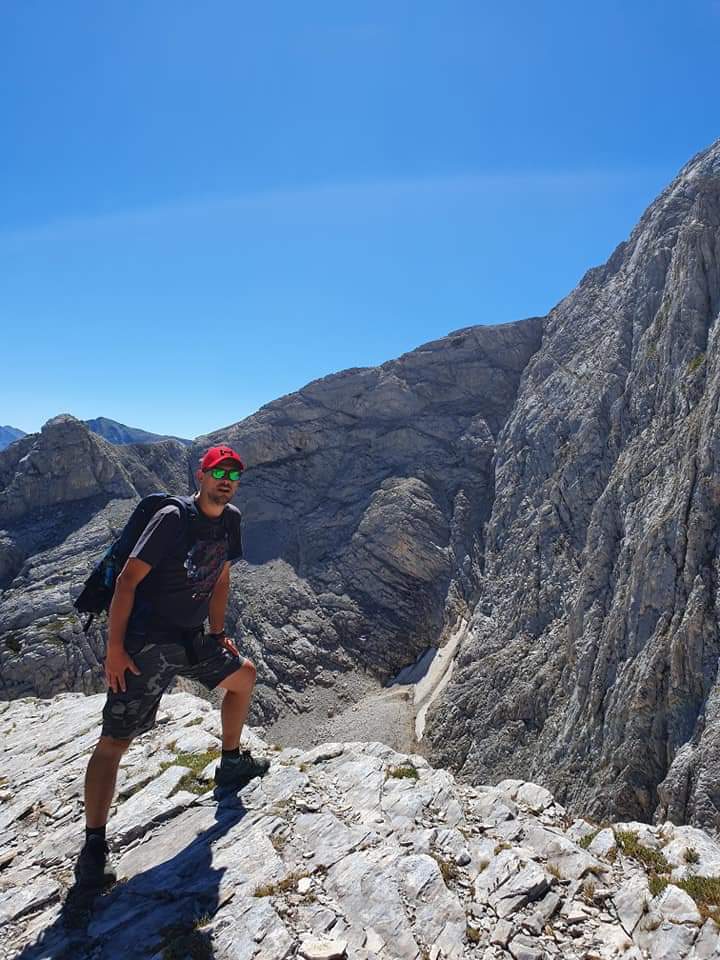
xmin=195 ymin=469 xmax=204 ymax=487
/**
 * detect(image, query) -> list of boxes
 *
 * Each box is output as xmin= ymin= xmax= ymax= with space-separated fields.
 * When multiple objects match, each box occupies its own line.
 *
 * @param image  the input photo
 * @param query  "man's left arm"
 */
xmin=208 ymin=562 xmax=240 ymax=657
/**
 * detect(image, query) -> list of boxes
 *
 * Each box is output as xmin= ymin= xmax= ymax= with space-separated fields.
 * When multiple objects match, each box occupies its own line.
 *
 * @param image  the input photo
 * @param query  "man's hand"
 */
xmin=105 ymin=646 xmax=141 ymax=693
xmin=214 ymin=632 xmax=240 ymax=658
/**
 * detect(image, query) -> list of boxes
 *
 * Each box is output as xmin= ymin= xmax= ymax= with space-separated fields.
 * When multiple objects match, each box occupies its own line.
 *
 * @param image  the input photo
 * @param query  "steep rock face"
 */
xmin=196 ymin=319 xmax=542 ymax=707
xmin=0 ymin=322 xmax=541 ymax=715
xmin=426 ymin=141 xmax=720 ymax=833
xmin=0 ymin=415 xmax=137 ymax=525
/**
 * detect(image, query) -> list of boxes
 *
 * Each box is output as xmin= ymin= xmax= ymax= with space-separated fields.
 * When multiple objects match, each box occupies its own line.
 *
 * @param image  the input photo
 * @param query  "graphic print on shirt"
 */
xmin=183 ymin=539 xmax=227 ymax=601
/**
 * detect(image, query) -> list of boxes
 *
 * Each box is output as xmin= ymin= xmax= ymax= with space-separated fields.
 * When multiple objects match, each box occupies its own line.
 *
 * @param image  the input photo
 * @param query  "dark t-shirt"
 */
xmin=129 ymin=498 xmax=242 ymax=629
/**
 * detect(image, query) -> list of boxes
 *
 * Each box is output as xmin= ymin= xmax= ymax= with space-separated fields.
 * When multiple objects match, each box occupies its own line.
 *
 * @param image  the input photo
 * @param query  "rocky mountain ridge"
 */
xmin=84 ymin=416 xmax=192 ymax=446
xmin=2 ymin=691 xmax=719 ymax=960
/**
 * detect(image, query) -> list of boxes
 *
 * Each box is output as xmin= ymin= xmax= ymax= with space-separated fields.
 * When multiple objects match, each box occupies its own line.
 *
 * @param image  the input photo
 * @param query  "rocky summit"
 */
xmin=2 ymin=692 xmax=720 ymax=960
xmin=3 ymin=139 xmax=720 ymax=842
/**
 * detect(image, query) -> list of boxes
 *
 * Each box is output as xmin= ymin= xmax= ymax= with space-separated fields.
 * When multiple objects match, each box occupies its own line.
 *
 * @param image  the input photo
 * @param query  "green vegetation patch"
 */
xmin=579 ymin=830 xmax=599 ymax=850
xmin=615 ymin=831 xmax=670 ymax=874
xmin=615 ymin=830 xmax=720 ymax=921
xmin=688 ymin=353 xmax=705 ymax=373
xmin=387 ymin=764 xmax=419 ymax=781
xmin=161 ymin=749 xmax=221 ymax=795
xmin=649 ymin=874 xmax=668 ymax=898
xmin=675 ymin=875 xmax=720 ymax=922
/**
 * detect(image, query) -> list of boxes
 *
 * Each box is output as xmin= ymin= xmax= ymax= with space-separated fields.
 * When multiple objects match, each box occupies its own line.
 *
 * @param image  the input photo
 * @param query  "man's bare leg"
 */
xmin=84 ymin=735 xmax=132 ymax=828
xmin=215 ymin=660 xmax=270 ymax=786
xmin=218 ymin=659 xmax=257 ymax=750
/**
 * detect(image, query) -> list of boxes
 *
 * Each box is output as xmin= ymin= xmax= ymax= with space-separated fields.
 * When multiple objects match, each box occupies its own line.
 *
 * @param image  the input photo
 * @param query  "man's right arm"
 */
xmin=105 ymin=558 xmax=152 ymax=693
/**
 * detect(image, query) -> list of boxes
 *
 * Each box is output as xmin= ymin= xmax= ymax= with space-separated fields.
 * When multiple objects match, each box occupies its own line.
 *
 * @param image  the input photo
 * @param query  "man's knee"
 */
xmin=220 ymin=658 xmax=256 ymax=692
xmin=95 ymin=735 xmax=133 ymax=757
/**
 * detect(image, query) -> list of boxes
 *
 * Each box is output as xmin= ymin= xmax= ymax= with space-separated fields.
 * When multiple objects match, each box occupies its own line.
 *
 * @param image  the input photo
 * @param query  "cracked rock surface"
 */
xmin=2 ymin=693 xmax=719 ymax=960
xmin=426 ymin=138 xmax=720 ymax=833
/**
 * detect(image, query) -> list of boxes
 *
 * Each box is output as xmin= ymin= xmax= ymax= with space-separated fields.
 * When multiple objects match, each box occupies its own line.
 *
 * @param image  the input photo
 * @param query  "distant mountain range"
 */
xmin=0 ymin=418 xmax=191 ymax=451
xmin=0 ymin=426 xmax=26 ymax=451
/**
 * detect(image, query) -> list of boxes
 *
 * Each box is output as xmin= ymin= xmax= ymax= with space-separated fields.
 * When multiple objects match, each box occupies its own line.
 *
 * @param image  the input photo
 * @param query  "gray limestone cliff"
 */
xmin=426 ymin=141 xmax=720 ymax=835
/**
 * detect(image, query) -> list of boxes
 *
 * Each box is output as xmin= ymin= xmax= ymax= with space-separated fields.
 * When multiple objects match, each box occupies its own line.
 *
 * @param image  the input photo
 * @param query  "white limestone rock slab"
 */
xmin=690 ymin=919 xmax=720 ymax=958
xmin=107 ymin=765 xmax=196 ymax=845
xmin=662 ymin=826 xmax=720 ymax=880
xmin=299 ymin=939 xmax=348 ymax=959
xmin=613 ymin=821 xmax=663 ymax=850
xmin=0 ymin=876 xmax=60 ymax=924
xmin=588 ymin=827 xmax=617 ymax=859
xmin=398 ymin=853 xmax=466 ymax=958
xmin=653 ymin=884 xmax=703 ymax=925
xmin=169 ymin=726 xmax=221 ymax=755
xmin=473 ymin=848 xmax=551 ymax=918
xmin=257 ymin=764 xmax=308 ymax=804
xmin=300 ymin=743 xmax=346 ymax=765
xmin=613 ymin=874 xmax=652 ymax=935
xmin=211 ymin=896 xmax=293 ymax=960
xmin=293 ymin=810 xmax=370 ymax=869
xmin=116 ymin=804 xmax=223 ymax=879
xmin=325 ymin=850 xmax=422 ymax=960
xmin=508 ymin=933 xmax=545 ymax=960
xmin=634 ymin=916 xmax=700 ymax=960
xmin=468 ymin=789 xmax=518 ymax=826
xmin=521 ymin=822 xmax=607 ymax=880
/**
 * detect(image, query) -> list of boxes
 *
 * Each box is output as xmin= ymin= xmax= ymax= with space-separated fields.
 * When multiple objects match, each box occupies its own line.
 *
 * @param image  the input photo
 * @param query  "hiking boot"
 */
xmin=214 ymin=750 xmax=270 ymax=789
xmin=74 ymin=836 xmax=116 ymax=890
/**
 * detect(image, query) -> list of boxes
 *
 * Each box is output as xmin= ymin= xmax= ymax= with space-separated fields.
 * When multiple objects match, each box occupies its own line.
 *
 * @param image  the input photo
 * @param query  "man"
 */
xmin=75 ymin=445 xmax=269 ymax=888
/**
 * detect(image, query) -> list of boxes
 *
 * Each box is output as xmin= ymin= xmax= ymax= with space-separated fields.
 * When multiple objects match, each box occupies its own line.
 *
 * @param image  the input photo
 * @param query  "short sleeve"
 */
xmin=130 ymin=505 xmax=183 ymax=567
xmin=226 ymin=507 xmax=243 ymax=562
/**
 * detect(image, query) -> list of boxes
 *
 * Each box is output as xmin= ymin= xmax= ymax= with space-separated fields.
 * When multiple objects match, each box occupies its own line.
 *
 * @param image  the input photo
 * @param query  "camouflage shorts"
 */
xmin=101 ymin=626 xmax=245 ymax=740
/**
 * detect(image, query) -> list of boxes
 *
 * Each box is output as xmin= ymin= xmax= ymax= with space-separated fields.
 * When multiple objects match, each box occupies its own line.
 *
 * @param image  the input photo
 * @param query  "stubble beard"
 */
xmin=208 ymin=489 xmax=232 ymax=506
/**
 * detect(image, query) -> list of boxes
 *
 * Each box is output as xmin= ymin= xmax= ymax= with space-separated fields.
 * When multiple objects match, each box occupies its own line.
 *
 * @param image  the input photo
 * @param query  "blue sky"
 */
xmin=2 ymin=1 xmax=718 ymax=439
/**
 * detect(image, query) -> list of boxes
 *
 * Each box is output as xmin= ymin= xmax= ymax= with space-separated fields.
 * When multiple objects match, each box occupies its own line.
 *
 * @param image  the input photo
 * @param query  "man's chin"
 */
xmin=208 ymin=491 xmax=232 ymax=505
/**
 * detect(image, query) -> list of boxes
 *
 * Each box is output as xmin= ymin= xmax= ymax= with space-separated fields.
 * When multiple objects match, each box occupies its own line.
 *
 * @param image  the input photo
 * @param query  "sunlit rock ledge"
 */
xmin=1 ymin=692 xmax=719 ymax=960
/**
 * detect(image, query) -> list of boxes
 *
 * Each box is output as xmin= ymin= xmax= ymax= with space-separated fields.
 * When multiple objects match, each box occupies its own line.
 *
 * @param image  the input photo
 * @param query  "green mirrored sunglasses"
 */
xmin=208 ymin=468 xmax=243 ymax=481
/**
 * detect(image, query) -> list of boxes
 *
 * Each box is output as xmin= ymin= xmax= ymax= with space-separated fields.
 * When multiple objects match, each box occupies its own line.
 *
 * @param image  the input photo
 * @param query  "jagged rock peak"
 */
xmin=2 ymin=692 xmax=719 ymax=959
xmin=0 ymin=415 xmax=137 ymax=525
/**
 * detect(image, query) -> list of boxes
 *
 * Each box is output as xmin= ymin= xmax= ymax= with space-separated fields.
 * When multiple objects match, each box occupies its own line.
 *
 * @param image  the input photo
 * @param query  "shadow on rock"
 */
xmin=15 ymin=792 xmax=248 ymax=960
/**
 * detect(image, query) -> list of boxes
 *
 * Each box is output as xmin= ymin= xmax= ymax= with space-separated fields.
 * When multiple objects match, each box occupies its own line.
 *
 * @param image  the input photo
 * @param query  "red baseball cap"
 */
xmin=200 ymin=445 xmax=245 ymax=472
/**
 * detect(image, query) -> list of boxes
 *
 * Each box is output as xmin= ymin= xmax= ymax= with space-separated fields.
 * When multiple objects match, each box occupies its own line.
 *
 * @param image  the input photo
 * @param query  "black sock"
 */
xmin=86 ymin=826 xmax=106 ymax=842
xmin=222 ymin=747 xmax=240 ymax=760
